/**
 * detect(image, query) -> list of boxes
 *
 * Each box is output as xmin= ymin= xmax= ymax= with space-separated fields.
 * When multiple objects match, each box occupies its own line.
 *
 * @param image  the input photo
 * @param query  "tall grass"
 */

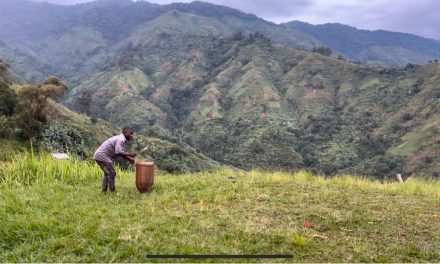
xmin=239 ymin=170 xmax=440 ymax=201
xmin=2 ymin=153 xmax=439 ymax=199
xmin=0 ymin=152 xmax=104 ymax=187
xmin=325 ymin=173 xmax=440 ymax=200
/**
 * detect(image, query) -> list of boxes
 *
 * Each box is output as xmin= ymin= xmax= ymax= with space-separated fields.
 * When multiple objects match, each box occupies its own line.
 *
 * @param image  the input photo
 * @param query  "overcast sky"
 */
xmin=30 ymin=0 xmax=440 ymax=40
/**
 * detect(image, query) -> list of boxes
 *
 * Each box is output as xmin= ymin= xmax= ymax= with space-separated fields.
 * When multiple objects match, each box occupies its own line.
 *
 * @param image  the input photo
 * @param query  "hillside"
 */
xmin=0 ymin=42 xmax=48 ymax=82
xmin=47 ymin=102 xmax=221 ymax=173
xmin=0 ymin=59 xmax=220 ymax=173
xmin=1 ymin=158 xmax=440 ymax=262
xmin=66 ymin=33 xmax=440 ymax=178
xmin=1 ymin=98 xmax=221 ymax=173
xmin=285 ymin=21 xmax=440 ymax=66
xmin=0 ymin=0 xmax=155 ymax=43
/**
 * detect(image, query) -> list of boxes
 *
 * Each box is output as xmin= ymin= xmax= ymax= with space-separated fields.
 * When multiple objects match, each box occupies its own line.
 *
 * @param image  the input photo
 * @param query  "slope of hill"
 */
xmin=355 ymin=45 xmax=431 ymax=66
xmin=0 ymin=0 xmax=143 ymax=44
xmin=45 ymin=102 xmax=221 ymax=173
xmin=284 ymin=21 xmax=440 ymax=66
xmin=1 ymin=164 xmax=440 ymax=262
xmin=0 ymin=42 xmax=49 ymax=82
xmin=0 ymin=59 xmax=220 ymax=173
xmin=168 ymin=1 xmax=322 ymax=49
xmin=67 ymin=33 xmax=440 ymax=178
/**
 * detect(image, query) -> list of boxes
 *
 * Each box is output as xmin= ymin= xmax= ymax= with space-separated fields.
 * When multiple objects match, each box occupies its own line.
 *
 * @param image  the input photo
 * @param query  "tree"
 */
xmin=14 ymin=76 xmax=68 ymax=139
xmin=76 ymin=90 xmax=93 ymax=116
xmin=312 ymin=47 xmax=333 ymax=56
xmin=232 ymin=31 xmax=244 ymax=41
xmin=0 ymin=78 xmax=17 ymax=116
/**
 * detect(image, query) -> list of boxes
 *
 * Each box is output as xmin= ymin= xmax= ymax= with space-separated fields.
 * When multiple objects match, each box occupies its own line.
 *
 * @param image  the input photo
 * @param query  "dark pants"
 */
xmin=96 ymin=160 xmax=116 ymax=192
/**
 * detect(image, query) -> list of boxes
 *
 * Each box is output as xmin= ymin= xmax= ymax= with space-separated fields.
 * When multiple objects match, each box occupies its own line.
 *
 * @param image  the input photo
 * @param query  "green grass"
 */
xmin=1 ymin=154 xmax=440 ymax=262
xmin=0 ymin=138 xmax=29 ymax=161
xmin=392 ymin=118 xmax=439 ymax=157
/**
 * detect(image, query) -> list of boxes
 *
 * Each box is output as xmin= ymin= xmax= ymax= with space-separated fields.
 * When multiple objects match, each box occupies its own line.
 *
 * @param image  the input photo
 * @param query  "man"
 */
xmin=93 ymin=126 xmax=137 ymax=193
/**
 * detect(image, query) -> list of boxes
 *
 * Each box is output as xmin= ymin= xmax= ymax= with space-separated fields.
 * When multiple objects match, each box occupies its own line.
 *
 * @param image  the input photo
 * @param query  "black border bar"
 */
xmin=146 ymin=255 xmax=293 ymax=259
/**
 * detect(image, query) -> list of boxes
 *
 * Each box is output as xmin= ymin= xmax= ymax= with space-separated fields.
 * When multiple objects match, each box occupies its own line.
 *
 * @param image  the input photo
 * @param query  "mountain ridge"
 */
xmin=284 ymin=21 xmax=440 ymax=65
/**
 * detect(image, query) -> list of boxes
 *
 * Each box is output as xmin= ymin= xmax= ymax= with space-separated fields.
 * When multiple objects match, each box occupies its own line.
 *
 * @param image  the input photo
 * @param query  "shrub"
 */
xmin=39 ymin=122 xmax=93 ymax=158
xmin=0 ymin=115 xmax=14 ymax=138
xmin=90 ymin=116 xmax=98 ymax=124
xmin=0 ymin=78 xmax=17 ymax=116
xmin=401 ymin=113 xmax=413 ymax=121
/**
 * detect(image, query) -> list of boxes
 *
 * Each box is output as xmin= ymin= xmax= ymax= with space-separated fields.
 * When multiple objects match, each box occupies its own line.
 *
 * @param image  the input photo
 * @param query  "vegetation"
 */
xmin=14 ymin=76 xmax=68 ymax=139
xmin=0 ymin=65 xmax=16 ymax=116
xmin=1 ymin=154 xmax=440 ymax=262
xmin=0 ymin=42 xmax=47 ymax=82
xmin=66 ymin=33 xmax=439 ymax=178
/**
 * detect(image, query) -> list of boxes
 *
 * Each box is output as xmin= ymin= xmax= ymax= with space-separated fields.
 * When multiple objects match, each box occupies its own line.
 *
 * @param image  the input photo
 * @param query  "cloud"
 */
xmin=29 ymin=0 xmax=440 ymax=40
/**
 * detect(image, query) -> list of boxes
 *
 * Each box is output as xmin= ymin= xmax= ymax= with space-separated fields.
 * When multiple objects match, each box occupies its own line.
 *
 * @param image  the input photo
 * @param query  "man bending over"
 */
xmin=93 ymin=126 xmax=137 ymax=193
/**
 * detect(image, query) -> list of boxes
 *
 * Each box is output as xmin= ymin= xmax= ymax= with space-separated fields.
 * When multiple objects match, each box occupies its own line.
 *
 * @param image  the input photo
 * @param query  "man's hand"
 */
xmin=127 ymin=157 xmax=135 ymax=164
xmin=117 ymin=152 xmax=137 ymax=163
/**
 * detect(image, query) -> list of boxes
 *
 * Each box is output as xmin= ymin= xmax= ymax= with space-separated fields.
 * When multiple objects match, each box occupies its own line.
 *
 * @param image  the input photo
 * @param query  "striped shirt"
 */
xmin=93 ymin=134 xmax=127 ymax=163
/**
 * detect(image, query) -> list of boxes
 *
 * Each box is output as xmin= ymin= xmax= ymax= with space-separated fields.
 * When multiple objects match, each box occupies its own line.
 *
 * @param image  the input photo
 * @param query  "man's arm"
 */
xmin=115 ymin=139 xmax=137 ymax=163
xmin=117 ymin=152 xmax=137 ymax=164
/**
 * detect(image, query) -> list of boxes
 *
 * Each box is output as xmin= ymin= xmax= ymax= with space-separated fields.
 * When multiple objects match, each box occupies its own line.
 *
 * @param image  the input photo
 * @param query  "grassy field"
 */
xmin=1 ymin=154 xmax=440 ymax=262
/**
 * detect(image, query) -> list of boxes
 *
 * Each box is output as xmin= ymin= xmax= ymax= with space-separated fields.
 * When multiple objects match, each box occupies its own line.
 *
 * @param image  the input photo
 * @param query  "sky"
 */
xmin=30 ymin=0 xmax=440 ymax=40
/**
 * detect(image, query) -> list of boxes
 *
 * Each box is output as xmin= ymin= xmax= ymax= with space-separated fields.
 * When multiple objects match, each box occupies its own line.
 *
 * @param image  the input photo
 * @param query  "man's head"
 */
xmin=122 ymin=126 xmax=134 ymax=141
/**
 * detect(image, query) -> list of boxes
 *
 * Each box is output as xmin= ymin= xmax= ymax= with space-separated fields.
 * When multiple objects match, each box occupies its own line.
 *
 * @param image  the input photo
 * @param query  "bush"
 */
xmin=401 ymin=113 xmax=413 ymax=121
xmin=0 ymin=115 xmax=14 ymax=138
xmin=350 ymin=155 xmax=405 ymax=180
xmin=90 ymin=116 xmax=98 ymax=124
xmin=39 ymin=122 xmax=93 ymax=158
xmin=0 ymin=78 xmax=17 ymax=116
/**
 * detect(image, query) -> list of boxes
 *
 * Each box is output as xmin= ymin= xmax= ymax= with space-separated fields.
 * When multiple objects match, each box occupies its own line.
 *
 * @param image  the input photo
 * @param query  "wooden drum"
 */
xmin=135 ymin=161 xmax=154 ymax=193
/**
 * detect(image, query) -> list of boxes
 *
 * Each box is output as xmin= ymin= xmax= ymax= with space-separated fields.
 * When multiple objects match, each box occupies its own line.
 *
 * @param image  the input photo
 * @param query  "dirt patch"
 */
xmin=263 ymin=90 xmax=280 ymax=101
xmin=118 ymin=80 xmax=131 ymax=93
xmin=304 ymin=89 xmax=330 ymax=100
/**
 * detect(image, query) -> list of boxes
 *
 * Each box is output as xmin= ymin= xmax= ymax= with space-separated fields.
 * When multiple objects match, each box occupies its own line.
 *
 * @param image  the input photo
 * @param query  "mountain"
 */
xmin=1 ymin=0 xmax=439 ymax=178
xmin=284 ymin=21 xmax=440 ymax=66
xmin=67 ymin=33 xmax=440 ymax=178
xmin=0 ymin=0 xmax=323 ymax=85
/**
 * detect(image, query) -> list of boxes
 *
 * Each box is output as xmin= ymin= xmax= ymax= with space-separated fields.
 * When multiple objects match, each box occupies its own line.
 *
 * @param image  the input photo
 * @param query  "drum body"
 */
xmin=135 ymin=161 xmax=154 ymax=193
